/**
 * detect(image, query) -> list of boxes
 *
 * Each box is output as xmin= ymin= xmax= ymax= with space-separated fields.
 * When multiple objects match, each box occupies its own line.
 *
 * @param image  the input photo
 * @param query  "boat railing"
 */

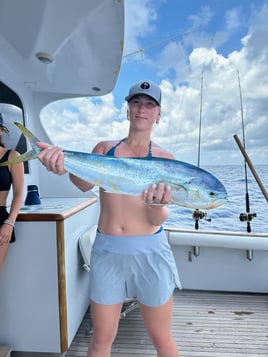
xmin=165 ymin=227 xmax=268 ymax=251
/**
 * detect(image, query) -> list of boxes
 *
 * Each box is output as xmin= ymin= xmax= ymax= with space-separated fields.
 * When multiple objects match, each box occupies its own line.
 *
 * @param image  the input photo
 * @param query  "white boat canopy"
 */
xmin=0 ymin=0 xmax=124 ymax=108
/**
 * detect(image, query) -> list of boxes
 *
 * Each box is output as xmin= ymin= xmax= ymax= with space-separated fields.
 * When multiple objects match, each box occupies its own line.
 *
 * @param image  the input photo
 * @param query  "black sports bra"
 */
xmin=106 ymin=138 xmax=152 ymax=157
xmin=0 ymin=150 xmax=12 ymax=191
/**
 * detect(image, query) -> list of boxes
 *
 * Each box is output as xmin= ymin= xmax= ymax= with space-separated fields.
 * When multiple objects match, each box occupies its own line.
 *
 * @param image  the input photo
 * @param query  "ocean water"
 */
xmin=165 ymin=165 xmax=268 ymax=234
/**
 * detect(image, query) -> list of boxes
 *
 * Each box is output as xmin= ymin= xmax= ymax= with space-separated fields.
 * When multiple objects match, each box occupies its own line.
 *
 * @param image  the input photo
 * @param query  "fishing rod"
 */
xmin=192 ymin=70 xmax=211 ymax=230
xmin=233 ymin=134 xmax=268 ymax=202
xmin=236 ymin=70 xmax=256 ymax=233
xmin=197 ymin=70 xmax=204 ymax=168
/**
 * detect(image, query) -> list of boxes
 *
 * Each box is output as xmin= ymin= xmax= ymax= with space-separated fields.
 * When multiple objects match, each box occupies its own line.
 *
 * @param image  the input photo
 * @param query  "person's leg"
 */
xmin=88 ymin=301 xmax=123 ymax=357
xmin=0 ymin=244 xmax=9 ymax=274
xmin=140 ymin=296 xmax=179 ymax=357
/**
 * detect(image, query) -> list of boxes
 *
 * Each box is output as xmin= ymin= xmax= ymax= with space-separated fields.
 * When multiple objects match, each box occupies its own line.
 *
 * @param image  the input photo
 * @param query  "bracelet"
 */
xmin=3 ymin=219 xmax=15 ymax=227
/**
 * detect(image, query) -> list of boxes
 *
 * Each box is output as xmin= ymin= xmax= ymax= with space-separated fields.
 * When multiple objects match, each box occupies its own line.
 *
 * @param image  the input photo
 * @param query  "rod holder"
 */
xmin=246 ymin=249 xmax=254 ymax=261
xmin=193 ymin=246 xmax=200 ymax=257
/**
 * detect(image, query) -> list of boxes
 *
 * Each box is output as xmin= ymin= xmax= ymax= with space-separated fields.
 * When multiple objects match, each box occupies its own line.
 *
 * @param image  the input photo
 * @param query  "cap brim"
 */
xmin=125 ymin=93 xmax=160 ymax=105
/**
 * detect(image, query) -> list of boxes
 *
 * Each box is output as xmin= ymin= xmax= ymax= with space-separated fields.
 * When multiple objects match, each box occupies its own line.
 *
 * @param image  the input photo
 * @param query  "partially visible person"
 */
xmin=37 ymin=80 xmax=180 ymax=356
xmin=0 ymin=113 xmax=24 ymax=273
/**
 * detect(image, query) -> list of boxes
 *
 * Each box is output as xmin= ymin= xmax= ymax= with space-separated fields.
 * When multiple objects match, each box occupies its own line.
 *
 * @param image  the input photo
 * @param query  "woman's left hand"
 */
xmin=142 ymin=183 xmax=172 ymax=206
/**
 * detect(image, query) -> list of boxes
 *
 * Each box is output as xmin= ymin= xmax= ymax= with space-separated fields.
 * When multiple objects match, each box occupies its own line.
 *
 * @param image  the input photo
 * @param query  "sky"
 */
xmin=41 ymin=0 xmax=268 ymax=166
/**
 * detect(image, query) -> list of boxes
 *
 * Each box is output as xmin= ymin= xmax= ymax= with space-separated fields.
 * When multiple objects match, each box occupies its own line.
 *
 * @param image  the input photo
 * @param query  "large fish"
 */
xmin=0 ymin=122 xmax=227 ymax=209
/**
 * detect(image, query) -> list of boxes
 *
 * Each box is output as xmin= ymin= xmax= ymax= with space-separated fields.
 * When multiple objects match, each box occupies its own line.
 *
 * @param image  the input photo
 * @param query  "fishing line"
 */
xmin=123 ymin=29 xmax=200 ymax=59
xmin=237 ymin=70 xmax=256 ymax=233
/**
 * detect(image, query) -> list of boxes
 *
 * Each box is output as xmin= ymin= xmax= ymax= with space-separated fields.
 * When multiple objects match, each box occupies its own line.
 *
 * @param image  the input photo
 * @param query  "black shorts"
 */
xmin=0 ymin=206 xmax=15 ymax=243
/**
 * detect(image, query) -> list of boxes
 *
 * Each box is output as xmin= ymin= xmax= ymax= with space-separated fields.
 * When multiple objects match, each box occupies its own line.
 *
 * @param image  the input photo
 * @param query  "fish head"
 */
xmin=170 ymin=174 xmax=227 ymax=210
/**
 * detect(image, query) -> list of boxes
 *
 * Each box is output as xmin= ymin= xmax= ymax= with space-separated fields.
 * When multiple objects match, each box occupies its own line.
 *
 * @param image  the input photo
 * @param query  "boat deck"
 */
xmin=66 ymin=289 xmax=268 ymax=357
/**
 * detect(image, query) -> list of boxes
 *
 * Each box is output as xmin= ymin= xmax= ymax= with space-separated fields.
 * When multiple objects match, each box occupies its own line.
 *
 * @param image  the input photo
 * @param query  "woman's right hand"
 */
xmin=37 ymin=142 xmax=66 ymax=175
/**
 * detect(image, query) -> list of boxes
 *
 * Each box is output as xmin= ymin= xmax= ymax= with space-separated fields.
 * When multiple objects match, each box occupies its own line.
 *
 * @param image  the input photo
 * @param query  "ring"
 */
xmin=47 ymin=145 xmax=53 ymax=150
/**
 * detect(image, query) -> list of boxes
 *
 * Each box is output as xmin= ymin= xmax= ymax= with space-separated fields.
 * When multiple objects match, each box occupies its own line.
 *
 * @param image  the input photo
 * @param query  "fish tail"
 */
xmin=0 ymin=122 xmax=40 ymax=166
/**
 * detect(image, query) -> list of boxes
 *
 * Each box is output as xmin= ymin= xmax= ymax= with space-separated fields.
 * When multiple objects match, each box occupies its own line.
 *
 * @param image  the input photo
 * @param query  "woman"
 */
xmin=0 ymin=113 xmax=24 ymax=273
xmin=38 ymin=80 xmax=181 ymax=357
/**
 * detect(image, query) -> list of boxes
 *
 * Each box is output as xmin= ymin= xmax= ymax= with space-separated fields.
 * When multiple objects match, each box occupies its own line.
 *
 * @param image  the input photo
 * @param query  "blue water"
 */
xmin=165 ymin=165 xmax=268 ymax=233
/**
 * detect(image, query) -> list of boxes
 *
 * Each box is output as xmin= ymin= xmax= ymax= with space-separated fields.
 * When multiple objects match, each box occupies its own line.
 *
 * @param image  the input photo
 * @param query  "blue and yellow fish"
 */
xmin=0 ymin=122 xmax=227 ymax=209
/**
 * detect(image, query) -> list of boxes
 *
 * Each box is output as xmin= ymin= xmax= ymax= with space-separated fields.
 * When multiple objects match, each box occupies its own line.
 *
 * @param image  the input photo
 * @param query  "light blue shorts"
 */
xmin=89 ymin=227 xmax=181 ymax=307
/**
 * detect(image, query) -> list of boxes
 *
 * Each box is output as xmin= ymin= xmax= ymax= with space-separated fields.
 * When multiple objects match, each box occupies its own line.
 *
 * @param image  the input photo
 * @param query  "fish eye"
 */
xmin=209 ymin=191 xmax=215 ymax=197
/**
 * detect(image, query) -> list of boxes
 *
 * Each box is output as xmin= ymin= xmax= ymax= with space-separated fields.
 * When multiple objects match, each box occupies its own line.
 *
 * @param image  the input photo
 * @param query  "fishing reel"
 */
xmin=239 ymin=212 xmax=257 ymax=233
xmin=192 ymin=209 xmax=211 ymax=230
xmin=239 ymin=212 xmax=257 ymax=222
xmin=192 ymin=209 xmax=207 ymax=220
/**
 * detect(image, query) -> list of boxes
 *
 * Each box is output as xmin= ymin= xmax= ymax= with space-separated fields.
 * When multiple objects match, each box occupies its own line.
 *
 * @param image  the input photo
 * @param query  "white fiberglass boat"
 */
xmin=0 ymin=1 xmax=267 ymax=356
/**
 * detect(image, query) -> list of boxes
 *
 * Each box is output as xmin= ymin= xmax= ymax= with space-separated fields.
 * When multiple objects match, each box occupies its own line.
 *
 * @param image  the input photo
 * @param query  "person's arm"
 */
xmin=8 ymin=151 xmax=24 ymax=223
xmin=0 ymin=151 xmax=24 ymax=244
xmin=146 ymin=204 xmax=169 ymax=226
xmin=69 ymin=173 xmax=94 ymax=192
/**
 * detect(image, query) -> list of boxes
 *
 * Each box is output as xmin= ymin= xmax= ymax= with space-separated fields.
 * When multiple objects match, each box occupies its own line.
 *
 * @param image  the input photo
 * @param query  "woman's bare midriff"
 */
xmin=97 ymin=190 xmax=160 ymax=236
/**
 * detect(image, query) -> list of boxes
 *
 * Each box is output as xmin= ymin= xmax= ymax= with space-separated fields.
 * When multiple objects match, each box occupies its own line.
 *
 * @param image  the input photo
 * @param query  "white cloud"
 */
xmin=188 ymin=6 xmax=214 ymax=30
xmin=225 ymin=7 xmax=243 ymax=31
xmin=123 ymin=0 xmax=158 ymax=57
xmin=42 ymin=2 xmax=268 ymax=166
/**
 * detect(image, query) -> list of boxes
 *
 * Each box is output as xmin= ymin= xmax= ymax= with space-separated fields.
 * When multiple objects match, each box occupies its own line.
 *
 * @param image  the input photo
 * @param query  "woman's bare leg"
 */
xmin=88 ymin=301 xmax=123 ymax=357
xmin=140 ymin=296 xmax=179 ymax=357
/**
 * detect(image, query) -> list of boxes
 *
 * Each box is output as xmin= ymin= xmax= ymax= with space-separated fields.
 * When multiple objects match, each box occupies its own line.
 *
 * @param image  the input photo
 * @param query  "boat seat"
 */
xmin=78 ymin=225 xmax=139 ymax=335
xmin=79 ymin=225 xmax=98 ymax=272
xmin=0 ymin=345 xmax=12 ymax=357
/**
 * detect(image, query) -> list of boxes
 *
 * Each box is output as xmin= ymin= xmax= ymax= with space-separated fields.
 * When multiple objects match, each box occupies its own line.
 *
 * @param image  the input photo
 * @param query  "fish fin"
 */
xmin=168 ymin=183 xmax=189 ymax=205
xmin=0 ymin=150 xmax=38 ymax=166
xmin=0 ymin=122 xmax=41 ymax=166
xmin=187 ymin=177 xmax=203 ymax=185
xmin=15 ymin=122 xmax=41 ymax=152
